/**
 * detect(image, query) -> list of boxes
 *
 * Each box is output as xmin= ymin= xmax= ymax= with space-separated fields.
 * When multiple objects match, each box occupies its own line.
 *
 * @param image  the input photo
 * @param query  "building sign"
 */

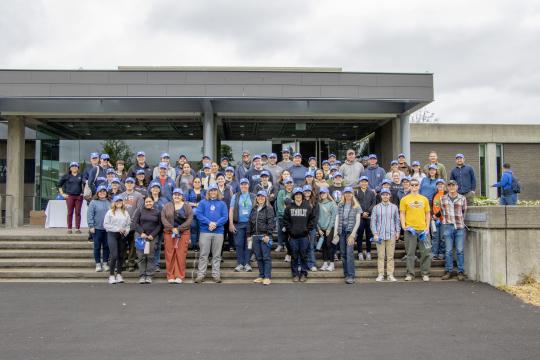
xmin=0 ymin=160 xmax=36 ymax=184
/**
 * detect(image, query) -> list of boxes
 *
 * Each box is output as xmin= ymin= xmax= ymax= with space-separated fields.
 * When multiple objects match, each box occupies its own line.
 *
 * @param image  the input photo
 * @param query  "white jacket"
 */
xmin=103 ymin=209 xmax=131 ymax=233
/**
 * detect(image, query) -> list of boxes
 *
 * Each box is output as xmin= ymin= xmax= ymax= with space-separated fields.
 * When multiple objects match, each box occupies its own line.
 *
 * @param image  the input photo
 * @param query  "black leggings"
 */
xmin=107 ymin=232 xmax=127 ymax=275
xmin=321 ymin=228 xmax=336 ymax=261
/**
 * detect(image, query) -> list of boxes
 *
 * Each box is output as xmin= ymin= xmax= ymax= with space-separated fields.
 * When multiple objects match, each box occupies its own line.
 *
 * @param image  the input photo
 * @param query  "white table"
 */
xmin=45 ymin=200 xmax=89 ymax=228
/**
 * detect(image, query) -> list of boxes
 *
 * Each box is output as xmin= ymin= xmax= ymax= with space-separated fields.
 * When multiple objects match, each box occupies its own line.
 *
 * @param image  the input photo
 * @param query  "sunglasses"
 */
xmin=410 ymin=184 xmax=419 ymax=187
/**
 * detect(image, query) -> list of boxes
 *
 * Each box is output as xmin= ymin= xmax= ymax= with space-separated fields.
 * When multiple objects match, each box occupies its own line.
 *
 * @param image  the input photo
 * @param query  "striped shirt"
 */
xmin=370 ymin=202 xmax=401 ymax=240
xmin=440 ymin=194 xmax=467 ymax=229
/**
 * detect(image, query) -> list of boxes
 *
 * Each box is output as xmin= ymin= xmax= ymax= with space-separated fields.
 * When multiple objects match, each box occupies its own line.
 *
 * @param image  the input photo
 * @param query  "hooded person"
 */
xmin=339 ymin=149 xmax=364 ymax=186
xmin=361 ymin=154 xmax=386 ymax=191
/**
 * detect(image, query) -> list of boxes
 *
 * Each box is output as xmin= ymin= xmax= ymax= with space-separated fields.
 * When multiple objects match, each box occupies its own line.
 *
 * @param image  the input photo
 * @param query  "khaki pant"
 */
xmin=164 ymin=231 xmax=190 ymax=280
xmin=375 ymin=238 xmax=396 ymax=276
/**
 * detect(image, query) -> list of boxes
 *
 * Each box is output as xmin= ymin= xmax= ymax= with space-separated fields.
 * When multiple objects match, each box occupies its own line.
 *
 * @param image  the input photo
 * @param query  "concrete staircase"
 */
xmin=0 ymin=232 xmax=449 ymax=283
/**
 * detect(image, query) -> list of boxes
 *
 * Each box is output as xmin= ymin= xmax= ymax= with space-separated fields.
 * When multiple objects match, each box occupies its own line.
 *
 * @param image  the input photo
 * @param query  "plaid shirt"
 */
xmin=440 ymin=194 xmax=467 ymax=229
xmin=370 ymin=202 xmax=401 ymax=240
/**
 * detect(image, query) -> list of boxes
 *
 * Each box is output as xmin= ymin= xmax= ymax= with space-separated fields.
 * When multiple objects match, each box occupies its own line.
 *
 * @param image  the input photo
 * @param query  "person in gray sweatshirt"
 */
xmin=87 ymin=185 xmax=112 ymax=273
xmin=119 ymin=177 xmax=144 ymax=272
xmin=339 ymin=149 xmax=364 ymax=187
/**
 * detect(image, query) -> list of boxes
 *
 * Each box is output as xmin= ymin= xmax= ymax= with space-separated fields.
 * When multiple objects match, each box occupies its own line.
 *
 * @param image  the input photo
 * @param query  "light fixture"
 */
xmin=189 ymin=133 xmax=194 ymax=136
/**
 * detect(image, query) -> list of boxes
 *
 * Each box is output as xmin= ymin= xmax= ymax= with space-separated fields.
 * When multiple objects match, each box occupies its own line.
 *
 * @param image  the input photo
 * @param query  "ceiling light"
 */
xmin=189 ymin=133 xmax=194 ymax=136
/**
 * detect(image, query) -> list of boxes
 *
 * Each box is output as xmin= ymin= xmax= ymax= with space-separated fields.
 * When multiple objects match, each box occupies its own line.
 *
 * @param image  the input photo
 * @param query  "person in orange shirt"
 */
xmin=431 ymin=179 xmax=447 ymax=260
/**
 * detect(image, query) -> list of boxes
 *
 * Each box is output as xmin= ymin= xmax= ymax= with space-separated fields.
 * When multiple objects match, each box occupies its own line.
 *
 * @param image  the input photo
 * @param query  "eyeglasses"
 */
xmin=410 ymin=184 xmax=419 ymax=187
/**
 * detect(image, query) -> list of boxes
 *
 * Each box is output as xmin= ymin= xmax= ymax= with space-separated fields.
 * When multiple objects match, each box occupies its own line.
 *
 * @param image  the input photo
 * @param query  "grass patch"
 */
xmin=498 ymin=271 xmax=540 ymax=307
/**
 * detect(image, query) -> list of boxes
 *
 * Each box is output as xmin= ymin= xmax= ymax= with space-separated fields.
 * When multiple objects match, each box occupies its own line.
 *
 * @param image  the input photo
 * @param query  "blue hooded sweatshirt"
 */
xmin=195 ymin=198 xmax=229 ymax=234
xmin=361 ymin=165 xmax=386 ymax=190
xmin=420 ymin=177 xmax=437 ymax=203
xmin=87 ymin=198 xmax=111 ymax=230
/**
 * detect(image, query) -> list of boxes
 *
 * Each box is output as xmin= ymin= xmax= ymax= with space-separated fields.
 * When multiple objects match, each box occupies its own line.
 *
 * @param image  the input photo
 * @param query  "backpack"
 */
xmin=511 ymin=175 xmax=521 ymax=194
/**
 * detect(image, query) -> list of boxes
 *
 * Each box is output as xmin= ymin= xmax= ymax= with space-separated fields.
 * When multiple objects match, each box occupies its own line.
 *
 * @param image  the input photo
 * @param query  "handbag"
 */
xmin=135 ymin=237 xmax=145 ymax=251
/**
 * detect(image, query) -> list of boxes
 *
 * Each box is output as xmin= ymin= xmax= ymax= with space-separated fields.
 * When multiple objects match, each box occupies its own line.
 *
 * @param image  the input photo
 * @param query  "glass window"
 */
xmin=221 ymin=140 xmax=272 ymax=166
xmin=479 ymin=144 xmax=486 ymax=197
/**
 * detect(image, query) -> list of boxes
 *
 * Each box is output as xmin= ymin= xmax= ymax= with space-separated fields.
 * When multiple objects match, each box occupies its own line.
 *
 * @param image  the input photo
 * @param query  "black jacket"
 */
xmin=127 ymin=162 xmax=153 ymax=185
xmin=57 ymin=173 xmax=83 ymax=196
xmin=355 ymin=188 xmax=377 ymax=215
xmin=283 ymin=200 xmax=316 ymax=238
xmin=247 ymin=203 xmax=275 ymax=237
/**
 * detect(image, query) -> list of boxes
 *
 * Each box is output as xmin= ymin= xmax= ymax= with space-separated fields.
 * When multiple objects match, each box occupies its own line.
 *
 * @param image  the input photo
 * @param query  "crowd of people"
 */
xmin=56 ymin=147 xmax=520 ymax=285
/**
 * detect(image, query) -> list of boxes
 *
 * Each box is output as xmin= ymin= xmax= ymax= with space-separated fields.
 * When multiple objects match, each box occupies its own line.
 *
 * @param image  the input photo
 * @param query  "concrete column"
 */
xmin=486 ymin=143 xmax=498 ymax=199
xmin=202 ymin=101 xmax=216 ymax=160
xmin=391 ymin=117 xmax=401 ymax=159
xmin=400 ymin=114 xmax=411 ymax=160
xmin=6 ymin=116 xmax=25 ymax=227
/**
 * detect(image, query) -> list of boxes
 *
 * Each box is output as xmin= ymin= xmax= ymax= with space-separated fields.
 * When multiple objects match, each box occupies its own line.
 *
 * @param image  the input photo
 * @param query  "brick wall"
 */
xmin=502 ymin=144 xmax=540 ymax=200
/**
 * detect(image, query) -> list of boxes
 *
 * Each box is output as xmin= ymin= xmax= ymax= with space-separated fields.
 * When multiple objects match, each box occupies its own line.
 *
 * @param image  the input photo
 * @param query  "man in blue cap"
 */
xmin=355 ymin=175 xmax=376 ymax=261
xmin=127 ymin=151 xmax=153 ymax=184
xmin=83 ymin=152 xmax=100 ymax=185
xmin=152 ymin=152 xmax=176 ymax=180
xmin=264 ymin=152 xmax=283 ymax=183
xmin=119 ymin=176 xmax=144 ymax=271
xmin=236 ymin=150 xmax=252 ymax=180
xmin=246 ymin=154 xmax=273 ymax=192
xmin=328 ymin=153 xmax=337 ymax=166
xmin=397 ymin=153 xmax=412 ymax=175
xmin=361 ymin=154 xmax=386 ymax=191
xmin=277 ymin=147 xmax=293 ymax=171
xmin=88 ymin=154 xmax=112 ymax=194
xmin=450 ymin=153 xmax=476 ymax=205
xmin=339 ymin=149 xmax=364 ymax=186
xmin=288 ymin=153 xmax=308 ymax=187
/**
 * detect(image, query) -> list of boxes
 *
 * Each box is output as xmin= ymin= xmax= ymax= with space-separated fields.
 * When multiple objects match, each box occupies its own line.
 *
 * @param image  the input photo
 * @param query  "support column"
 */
xmin=400 ymin=114 xmax=411 ymax=160
xmin=391 ymin=117 xmax=401 ymax=159
xmin=6 ymin=116 xmax=25 ymax=227
xmin=486 ymin=143 xmax=498 ymax=199
xmin=202 ymin=100 xmax=216 ymax=160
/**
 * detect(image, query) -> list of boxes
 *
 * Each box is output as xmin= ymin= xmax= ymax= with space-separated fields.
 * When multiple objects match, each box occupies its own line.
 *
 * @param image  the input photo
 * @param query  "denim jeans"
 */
xmin=153 ymin=233 xmax=164 ymax=267
xmin=431 ymin=221 xmax=445 ymax=258
xmin=443 ymin=224 xmax=465 ymax=273
xmin=499 ymin=193 xmax=517 ymax=205
xmin=339 ymin=230 xmax=356 ymax=279
xmin=252 ymin=235 xmax=272 ymax=278
xmin=289 ymin=236 xmax=309 ymax=277
xmin=233 ymin=222 xmax=251 ymax=266
xmin=190 ymin=216 xmax=200 ymax=249
xmin=93 ymin=229 xmax=109 ymax=264
xmin=307 ymin=228 xmax=317 ymax=268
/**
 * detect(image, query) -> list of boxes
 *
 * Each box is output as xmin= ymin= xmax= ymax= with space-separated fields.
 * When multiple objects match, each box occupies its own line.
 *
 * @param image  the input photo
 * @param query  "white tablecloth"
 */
xmin=45 ymin=200 xmax=89 ymax=228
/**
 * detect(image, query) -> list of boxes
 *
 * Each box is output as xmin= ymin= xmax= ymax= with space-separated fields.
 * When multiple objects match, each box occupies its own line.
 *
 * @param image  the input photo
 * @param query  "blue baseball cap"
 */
xmin=137 ymin=151 xmax=145 ymax=157
xmin=225 ymin=166 xmax=235 ymax=172
xmin=220 ymin=157 xmax=229 ymax=162
xmin=90 ymin=152 xmax=99 ymax=159
xmin=106 ymin=168 xmax=116 ymax=174
xmin=402 ymin=176 xmax=412 ymax=182
xmin=412 ymin=161 xmax=421 ymax=166
xmin=111 ymin=178 xmax=121 ymax=184
xmin=159 ymin=162 xmax=168 ymax=169
xmin=260 ymin=153 xmax=268 ymax=158
xmin=322 ymin=160 xmax=329 ymax=165
xmin=368 ymin=154 xmax=377 ymax=160
xmin=215 ymin=172 xmax=225 ymax=179
xmin=303 ymin=184 xmax=312 ymax=192
xmin=260 ymin=170 xmax=270 ymax=177
xmin=100 ymin=154 xmax=110 ymax=160
xmin=96 ymin=177 xmax=107 ymax=183
xmin=330 ymin=166 xmax=338 ymax=171
xmin=429 ymin=164 xmax=438 ymax=170
xmin=252 ymin=154 xmax=261 ymax=161
xmin=390 ymin=160 xmax=398 ymax=165
xmin=239 ymin=178 xmax=249 ymax=184
xmin=436 ymin=178 xmax=446 ymax=185
xmin=380 ymin=188 xmax=391 ymax=195
xmin=319 ymin=187 xmax=329 ymax=194
xmin=328 ymin=153 xmax=336 ymax=158
xmin=359 ymin=176 xmax=369 ymax=182
xmin=281 ymin=148 xmax=290 ymax=153
xmin=284 ymin=177 xmax=294 ymax=184
xmin=398 ymin=153 xmax=406 ymax=158
xmin=334 ymin=160 xmax=342 ymax=165
xmin=455 ymin=153 xmax=464 ymax=159
xmin=304 ymin=171 xmax=314 ymax=178
xmin=150 ymin=182 xmax=162 ymax=189
xmin=292 ymin=187 xmax=304 ymax=195
xmin=113 ymin=195 xmax=123 ymax=202
xmin=178 ymin=154 xmax=187 ymax=159
xmin=136 ymin=169 xmax=145 ymax=175
xmin=343 ymin=186 xmax=353 ymax=193
xmin=381 ymin=179 xmax=392 ymax=185
xmin=293 ymin=152 xmax=302 ymax=158
xmin=308 ymin=156 xmax=316 ymax=162
xmin=69 ymin=161 xmax=79 ymax=168
xmin=125 ymin=177 xmax=135 ymax=183
xmin=96 ymin=185 xmax=107 ymax=193
xmin=268 ymin=153 xmax=277 ymax=158
xmin=203 ymin=163 xmax=211 ymax=169
xmin=172 ymin=188 xmax=184 ymax=195
xmin=333 ymin=172 xmax=343 ymax=178
xmin=160 ymin=152 xmax=170 ymax=158
xmin=207 ymin=183 xmax=218 ymax=190
xmin=202 ymin=155 xmax=211 ymax=160
xmin=256 ymin=190 xmax=268 ymax=197
xmin=362 ymin=156 xmax=369 ymax=161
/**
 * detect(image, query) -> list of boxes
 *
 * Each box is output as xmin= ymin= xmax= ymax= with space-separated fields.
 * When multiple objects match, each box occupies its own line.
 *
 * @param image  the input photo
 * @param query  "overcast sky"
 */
xmin=1 ymin=0 xmax=539 ymax=124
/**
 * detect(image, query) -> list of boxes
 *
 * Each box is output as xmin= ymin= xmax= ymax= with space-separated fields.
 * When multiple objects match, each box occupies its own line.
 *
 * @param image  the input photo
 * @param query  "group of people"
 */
xmin=56 ymin=146 xmax=518 ymax=285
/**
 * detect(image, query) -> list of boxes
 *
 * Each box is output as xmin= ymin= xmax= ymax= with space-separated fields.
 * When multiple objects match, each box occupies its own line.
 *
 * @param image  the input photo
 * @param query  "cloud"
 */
xmin=0 ymin=0 xmax=539 ymax=123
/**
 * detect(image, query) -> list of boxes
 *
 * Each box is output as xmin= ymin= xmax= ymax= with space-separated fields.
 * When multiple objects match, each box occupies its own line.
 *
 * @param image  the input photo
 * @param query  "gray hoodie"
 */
xmin=339 ymin=160 xmax=364 ymax=186
xmin=87 ymin=198 xmax=111 ymax=230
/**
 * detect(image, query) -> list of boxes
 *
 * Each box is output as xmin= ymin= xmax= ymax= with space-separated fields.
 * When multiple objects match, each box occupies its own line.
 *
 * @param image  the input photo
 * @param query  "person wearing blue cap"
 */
xmin=314 ymin=169 xmax=329 ymax=190
xmin=219 ymin=157 xmax=230 ymax=172
xmin=224 ymin=166 xmax=240 ymax=194
xmin=133 ymin=196 xmax=163 ymax=284
xmin=333 ymin=186 xmax=362 ymax=284
xmin=103 ymin=195 xmax=131 ymax=284
xmin=229 ymin=178 xmax=256 ymax=272
xmin=423 ymin=151 xmax=448 ymax=181
xmin=247 ymin=190 xmax=275 ymax=285
xmin=88 ymin=154 xmax=112 ymax=195
xmin=411 ymin=161 xmax=426 ymax=182
xmin=235 ymin=150 xmax=252 ymax=181
xmin=303 ymin=184 xmax=319 ymax=271
xmin=321 ymin=160 xmax=331 ymax=179
xmin=400 ymin=178 xmax=432 ymax=281
xmin=354 ymin=176 xmax=376 ymax=261
xmin=175 ymin=162 xmax=195 ymax=194
xmin=119 ymin=177 xmax=144 ymax=271
xmin=134 ymin=169 xmax=149 ymax=197
xmin=327 ymin=153 xmax=337 ymax=166
xmin=145 ymin=181 xmax=168 ymax=272
xmin=396 ymin=176 xmax=412 ymax=203
xmin=420 ymin=164 xmax=439 ymax=203
xmin=339 ymin=149 xmax=364 ymax=187
xmin=87 ymin=185 xmax=111 ymax=273
xmin=397 ymin=153 xmax=412 ymax=175
xmin=386 ymin=160 xmax=406 ymax=181
xmin=276 ymin=176 xmax=295 ymax=258
xmin=303 ymin=171 xmax=320 ymax=200
xmin=254 ymin=170 xmax=277 ymax=206
xmin=376 ymin=179 xmax=395 ymax=204
xmin=246 ymin=155 xmax=274 ymax=192
xmin=370 ymin=188 xmax=400 ymax=282
xmin=277 ymin=147 xmax=293 ymax=171
xmin=317 ymin=187 xmax=337 ymax=271
xmin=58 ymin=161 xmax=84 ymax=234
xmin=82 ymin=152 xmax=99 ymax=193
xmin=288 ymin=153 xmax=308 ymax=187
xmin=114 ymin=160 xmax=128 ymax=182
xmin=215 ymin=172 xmax=235 ymax=252
xmin=186 ymin=177 xmax=206 ymax=251
xmin=361 ymin=156 xmax=369 ymax=168
xmin=152 ymin=152 xmax=176 ymax=180
xmin=328 ymin=172 xmax=345 ymax=203
xmin=152 ymin=163 xmax=176 ymax=202
xmin=200 ymin=163 xmax=213 ymax=189
xmin=450 ymin=154 xmax=477 ymax=205
xmin=108 ymin=178 xmax=125 ymax=199
xmin=194 ymin=183 xmax=229 ymax=283
xmin=307 ymin=156 xmax=318 ymax=173
xmin=263 ymin=153 xmax=283 ymax=185
xmin=361 ymin=154 xmax=386 ymax=191
xmin=283 ymin=187 xmax=317 ymax=282
xmin=127 ymin=151 xmax=153 ymax=184
xmin=260 ymin=153 xmax=269 ymax=167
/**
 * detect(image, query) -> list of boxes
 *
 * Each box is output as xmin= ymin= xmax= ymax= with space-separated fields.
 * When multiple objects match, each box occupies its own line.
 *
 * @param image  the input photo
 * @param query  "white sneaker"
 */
xmin=103 ymin=263 xmax=110 ymax=272
xmin=366 ymin=253 xmax=372 ymax=261
xmin=168 ymin=279 xmax=175 ymax=284
xmin=327 ymin=262 xmax=335 ymax=271
xmin=244 ymin=264 xmax=253 ymax=272
xmin=375 ymin=275 xmax=384 ymax=282
xmin=145 ymin=277 xmax=152 ymax=284
xmin=388 ymin=275 xmax=397 ymax=282
xmin=284 ymin=254 xmax=291 ymax=262
xmin=95 ymin=263 xmax=103 ymax=272
xmin=234 ymin=264 xmax=244 ymax=272
xmin=115 ymin=274 xmax=124 ymax=283
xmin=358 ymin=253 xmax=364 ymax=261
xmin=321 ymin=262 xmax=329 ymax=271
xmin=310 ymin=266 xmax=318 ymax=272
xmin=422 ymin=275 xmax=430 ymax=282
xmin=404 ymin=274 xmax=413 ymax=281
xmin=139 ymin=277 xmax=146 ymax=284
xmin=108 ymin=275 xmax=116 ymax=284
xmin=175 ymin=278 xmax=183 ymax=284
xmin=276 ymin=245 xmax=283 ymax=252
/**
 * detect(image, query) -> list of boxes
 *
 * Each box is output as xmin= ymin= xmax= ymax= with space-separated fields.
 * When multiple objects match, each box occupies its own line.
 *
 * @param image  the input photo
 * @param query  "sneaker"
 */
xmin=388 ymin=275 xmax=397 ymax=282
xmin=103 ymin=263 xmax=110 ymax=272
xmin=441 ymin=272 xmax=452 ymax=280
xmin=375 ymin=275 xmax=384 ymax=282
xmin=213 ymin=276 xmax=222 ymax=283
xmin=253 ymin=277 xmax=263 ymax=283
xmin=75 ymin=229 xmax=82 ymax=234
xmin=244 ymin=264 xmax=253 ymax=272
xmin=327 ymin=262 xmax=335 ymax=272
xmin=321 ymin=262 xmax=329 ymax=271
xmin=299 ymin=275 xmax=308 ymax=283
xmin=67 ymin=229 xmax=73 ymax=234
xmin=334 ymin=254 xmax=340 ymax=262
xmin=292 ymin=276 xmax=300 ymax=282
xmin=284 ymin=255 xmax=291 ymax=263
xmin=229 ymin=247 xmax=235 ymax=252
xmin=276 ymin=245 xmax=283 ymax=252
xmin=194 ymin=276 xmax=204 ymax=284
xmin=457 ymin=272 xmax=465 ymax=281
xmin=234 ymin=264 xmax=244 ymax=272
xmin=404 ymin=274 xmax=413 ymax=281
xmin=310 ymin=266 xmax=318 ymax=272
xmin=263 ymin=278 xmax=272 ymax=286
xmin=145 ymin=277 xmax=152 ymax=284
xmin=175 ymin=278 xmax=183 ymax=284
xmin=139 ymin=277 xmax=146 ymax=284
xmin=154 ymin=267 xmax=160 ymax=273
xmin=168 ymin=278 xmax=175 ymax=284
xmin=358 ymin=252 xmax=364 ymax=261
xmin=422 ymin=275 xmax=430 ymax=282
xmin=108 ymin=275 xmax=116 ymax=284
xmin=116 ymin=274 xmax=124 ymax=283
xmin=345 ymin=277 xmax=355 ymax=284
xmin=95 ymin=263 xmax=103 ymax=272
xmin=366 ymin=252 xmax=372 ymax=261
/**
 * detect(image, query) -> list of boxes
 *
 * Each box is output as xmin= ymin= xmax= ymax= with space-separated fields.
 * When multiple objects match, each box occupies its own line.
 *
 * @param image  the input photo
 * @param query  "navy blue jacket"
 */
xmin=450 ymin=165 xmax=477 ymax=194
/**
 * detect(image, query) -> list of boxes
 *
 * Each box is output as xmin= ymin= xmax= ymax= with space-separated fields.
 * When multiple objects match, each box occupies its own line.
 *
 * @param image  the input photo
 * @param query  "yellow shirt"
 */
xmin=399 ymin=193 xmax=430 ymax=231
